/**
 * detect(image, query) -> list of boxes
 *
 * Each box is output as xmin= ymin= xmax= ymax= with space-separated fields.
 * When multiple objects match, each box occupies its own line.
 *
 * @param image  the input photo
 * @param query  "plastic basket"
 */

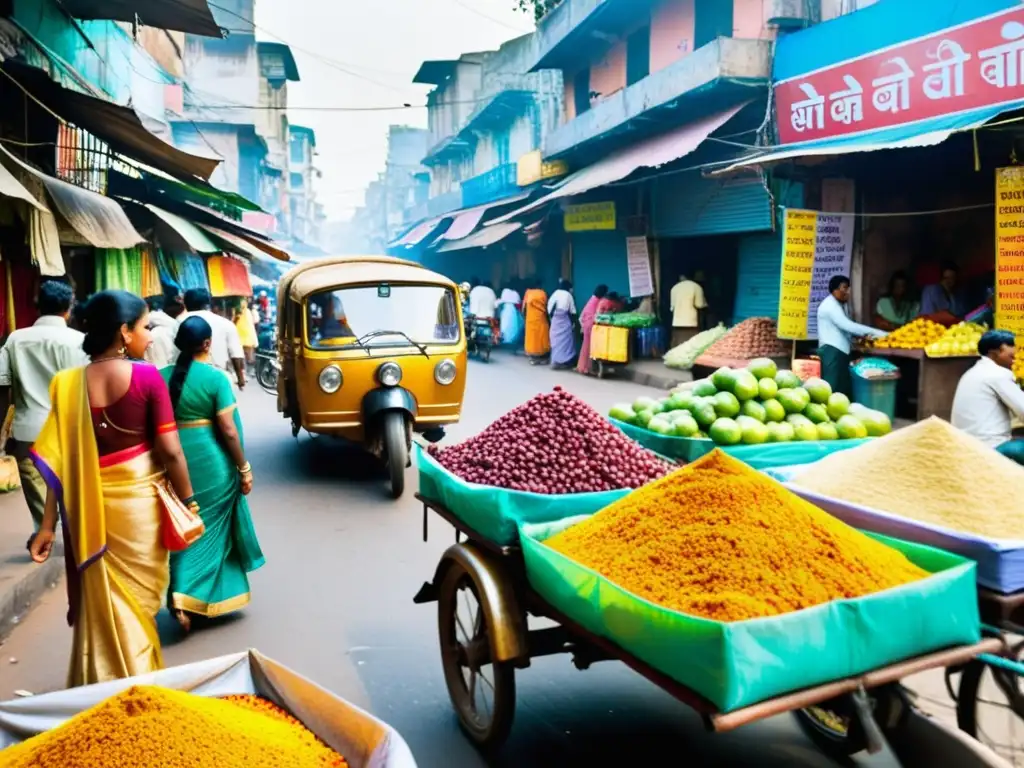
xmin=852 ymin=375 xmax=898 ymax=421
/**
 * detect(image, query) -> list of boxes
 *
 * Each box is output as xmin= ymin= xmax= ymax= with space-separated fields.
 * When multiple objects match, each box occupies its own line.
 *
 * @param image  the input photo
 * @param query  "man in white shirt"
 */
xmin=146 ymin=285 xmax=186 ymax=369
xmin=0 ymin=280 xmax=87 ymax=540
xmin=183 ymin=288 xmax=246 ymax=390
xmin=952 ymin=330 xmax=1024 ymax=462
xmin=817 ymin=275 xmax=887 ymax=397
xmin=670 ymin=274 xmax=708 ymax=347
xmin=468 ymin=279 xmax=498 ymax=320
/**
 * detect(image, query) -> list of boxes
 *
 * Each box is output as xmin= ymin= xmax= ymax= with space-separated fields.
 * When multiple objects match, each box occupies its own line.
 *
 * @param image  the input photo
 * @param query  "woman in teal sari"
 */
xmin=161 ymin=316 xmax=264 ymax=631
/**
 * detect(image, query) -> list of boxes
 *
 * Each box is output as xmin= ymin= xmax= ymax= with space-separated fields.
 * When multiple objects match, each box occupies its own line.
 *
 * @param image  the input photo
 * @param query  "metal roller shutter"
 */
xmin=733 ymin=233 xmax=783 ymax=324
xmin=652 ymin=173 xmax=772 ymax=238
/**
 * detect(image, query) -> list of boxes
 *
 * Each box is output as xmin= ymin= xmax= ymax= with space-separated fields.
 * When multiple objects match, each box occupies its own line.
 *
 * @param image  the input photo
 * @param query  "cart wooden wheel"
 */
xmin=437 ymin=560 xmax=516 ymax=749
xmin=795 ymin=687 xmax=900 ymax=758
xmin=956 ymin=639 xmax=1024 ymax=761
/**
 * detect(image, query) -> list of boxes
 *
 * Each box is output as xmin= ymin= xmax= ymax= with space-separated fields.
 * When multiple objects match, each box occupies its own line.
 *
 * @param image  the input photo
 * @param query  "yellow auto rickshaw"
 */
xmin=277 ymin=256 xmax=468 ymax=498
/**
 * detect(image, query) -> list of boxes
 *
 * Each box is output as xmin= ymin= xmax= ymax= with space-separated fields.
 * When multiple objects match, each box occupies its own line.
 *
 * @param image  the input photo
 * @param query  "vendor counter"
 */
xmin=857 ymin=348 xmax=974 ymax=422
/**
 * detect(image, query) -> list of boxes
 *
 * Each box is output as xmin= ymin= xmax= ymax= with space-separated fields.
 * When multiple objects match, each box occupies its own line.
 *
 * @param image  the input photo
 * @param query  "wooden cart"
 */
xmin=413 ymin=495 xmax=1009 ymax=765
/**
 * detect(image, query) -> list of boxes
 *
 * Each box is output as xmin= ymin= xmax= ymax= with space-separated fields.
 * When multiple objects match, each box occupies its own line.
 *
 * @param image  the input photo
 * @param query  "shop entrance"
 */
xmin=657 ymin=235 xmax=738 ymax=330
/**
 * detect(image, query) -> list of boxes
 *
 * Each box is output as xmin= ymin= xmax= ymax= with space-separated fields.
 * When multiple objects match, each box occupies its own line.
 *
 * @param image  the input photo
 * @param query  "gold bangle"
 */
xmin=187 ymin=501 xmax=200 ymax=513
xmin=238 ymin=462 xmax=252 ymax=474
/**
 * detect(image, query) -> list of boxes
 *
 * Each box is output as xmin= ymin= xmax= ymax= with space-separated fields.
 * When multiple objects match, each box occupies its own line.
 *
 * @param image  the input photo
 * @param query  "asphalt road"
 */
xmin=0 ymin=355 xmax=900 ymax=767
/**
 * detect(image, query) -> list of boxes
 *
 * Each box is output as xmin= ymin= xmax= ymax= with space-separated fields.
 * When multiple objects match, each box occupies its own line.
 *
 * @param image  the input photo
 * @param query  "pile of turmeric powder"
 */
xmin=544 ymin=450 xmax=928 ymax=622
xmin=0 ymin=686 xmax=348 ymax=768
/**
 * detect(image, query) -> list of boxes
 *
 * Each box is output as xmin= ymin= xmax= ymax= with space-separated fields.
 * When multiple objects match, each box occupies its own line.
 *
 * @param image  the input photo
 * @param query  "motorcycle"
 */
xmin=466 ymin=316 xmax=498 ymax=363
xmin=255 ymin=325 xmax=280 ymax=394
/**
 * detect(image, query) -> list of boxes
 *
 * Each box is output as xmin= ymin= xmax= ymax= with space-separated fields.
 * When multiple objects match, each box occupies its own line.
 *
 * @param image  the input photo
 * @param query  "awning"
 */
xmin=56 ymin=0 xmax=222 ymax=37
xmin=391 ymin=192 xmax=532 ymax=248
xmin=713 ymin=103 xmax=1021 ymax=175
xmin=0 ymin=144 xmax=143 ymax=249
xmin=7 ymin=64 xmax=220 ymax=182
xmin=437 ymin=193 xmax=530 ymax=242
xmin=198 ymin=224 xmax=291 ymax=263
xmin=0 ymin=158 xmax=45 ymax=211
xmin=490 ymin=103 xmax=749 ymax=225
xmin=146 ymin=204 xmax=220 ymax=253
xmin=439 ymin=222 xmax=523 ymax=253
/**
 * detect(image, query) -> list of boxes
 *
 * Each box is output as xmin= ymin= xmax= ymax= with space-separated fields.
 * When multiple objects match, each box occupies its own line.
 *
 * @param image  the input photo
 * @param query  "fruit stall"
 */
xmin=410 ymin=391 xmax=1010 ymax=763
xmin=607 ymin=358 xmax=892 ymax=469
xmin=859 ymin=319 xmax=983 ymax=422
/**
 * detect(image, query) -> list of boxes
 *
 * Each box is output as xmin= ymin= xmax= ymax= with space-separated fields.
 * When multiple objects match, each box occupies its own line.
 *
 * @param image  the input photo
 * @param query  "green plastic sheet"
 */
xmin=415 ymin=445 xmax=630 ymax=546
xmin=610 ymin=418 xmax=872 ymax=469
xmin=521 ymin=517 xmax=980 ymax=712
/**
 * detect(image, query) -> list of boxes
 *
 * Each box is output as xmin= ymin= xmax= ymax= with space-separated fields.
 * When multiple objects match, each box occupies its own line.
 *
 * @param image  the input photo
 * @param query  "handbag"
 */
xmin=155 ymin=478 xmax=205 ymax=551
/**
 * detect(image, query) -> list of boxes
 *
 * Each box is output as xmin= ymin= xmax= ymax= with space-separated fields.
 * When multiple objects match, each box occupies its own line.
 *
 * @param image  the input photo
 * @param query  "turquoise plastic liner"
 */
xmin=521 ymin=517 xmax=980 ymax=712
xmin=415 ymin=445 xmax=631 ymax=546
xmin=609 ymin=418 xmax=872 ymax=469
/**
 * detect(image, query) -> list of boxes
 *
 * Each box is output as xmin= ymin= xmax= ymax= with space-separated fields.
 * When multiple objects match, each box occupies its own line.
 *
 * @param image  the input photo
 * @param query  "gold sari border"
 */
xmin=216 ymin=404 xmax=238 ymax=416
xmin=179 ymin=419 xmax=213 ymax=429
xmin=171 ymin=591 xmax=251 ymax=618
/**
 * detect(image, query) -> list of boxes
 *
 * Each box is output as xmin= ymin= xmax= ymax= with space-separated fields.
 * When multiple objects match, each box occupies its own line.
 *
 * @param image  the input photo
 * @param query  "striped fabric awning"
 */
xmin=207 ymin=255 xmax=252 ymax=298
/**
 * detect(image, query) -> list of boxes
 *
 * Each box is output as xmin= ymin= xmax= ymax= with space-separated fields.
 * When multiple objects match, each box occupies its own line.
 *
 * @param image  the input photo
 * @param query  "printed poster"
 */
xmin=625 ymin=236 xmax=654 ymax=298
xmin=778 ymin=209 xmax=855 ymax=340
xmin=996 ymin=166 xmax=1024 ymax=337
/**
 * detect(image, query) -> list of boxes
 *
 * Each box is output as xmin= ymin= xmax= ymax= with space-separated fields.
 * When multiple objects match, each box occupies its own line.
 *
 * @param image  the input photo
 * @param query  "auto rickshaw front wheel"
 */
xmin=382 ymin=411 xmax=408 ymax=499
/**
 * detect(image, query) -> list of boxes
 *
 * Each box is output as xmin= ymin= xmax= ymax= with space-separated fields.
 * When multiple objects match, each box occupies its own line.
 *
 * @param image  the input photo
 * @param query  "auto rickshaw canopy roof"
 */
xmin=281 ymin=255 xmax=456 ymax=304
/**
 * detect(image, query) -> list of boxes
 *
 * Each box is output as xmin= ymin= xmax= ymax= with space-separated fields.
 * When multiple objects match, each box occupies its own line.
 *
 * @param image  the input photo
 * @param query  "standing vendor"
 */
xmin=817 ymin=275 xmax=888 ymax=397
xmin=951 ymin=330 xmax=1024 ymax=464
xmin=670 ymin=274 xmax=707 ymax=347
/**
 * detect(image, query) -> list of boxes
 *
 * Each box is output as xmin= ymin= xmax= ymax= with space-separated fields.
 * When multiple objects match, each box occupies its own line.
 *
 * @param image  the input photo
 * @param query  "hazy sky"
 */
xmin=256 ymin=0 xmax=536 ymax=221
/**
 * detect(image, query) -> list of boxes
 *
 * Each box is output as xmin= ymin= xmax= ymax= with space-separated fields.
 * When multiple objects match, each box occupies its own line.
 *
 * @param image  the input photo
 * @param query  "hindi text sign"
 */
xmin=778 ymin=209 xmax=818 ymax=340
xmin=625 ymin=236 xmax=654 ymax=298
xmin=996 ymin=166 xmax=1024 ymax=336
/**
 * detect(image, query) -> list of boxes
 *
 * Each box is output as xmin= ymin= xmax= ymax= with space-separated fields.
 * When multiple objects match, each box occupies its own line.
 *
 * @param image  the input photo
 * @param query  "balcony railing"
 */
xmin=461 ymin=163 xmax=518 ymax=208
xmin=427 ymin=187 xmax=463 ymax=217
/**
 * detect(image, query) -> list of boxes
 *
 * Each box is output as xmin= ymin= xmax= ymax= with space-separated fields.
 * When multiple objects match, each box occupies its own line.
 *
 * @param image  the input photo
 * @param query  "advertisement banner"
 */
xmin=776 ymin=6 xmax=1024 ymax=145
xmin=625 ymin=236 xmax=654 ymax=297
xmin=564 ymin=202 xmax=616 ymax=232
xmin=778 ymin=209 xmax=855 ymax=340
xmin=995 ymin=166 xmax=1024 ymax=336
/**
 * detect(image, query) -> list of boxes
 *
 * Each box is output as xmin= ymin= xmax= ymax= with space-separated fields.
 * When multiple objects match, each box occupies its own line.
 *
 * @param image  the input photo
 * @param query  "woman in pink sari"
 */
xmin=576 ymin=285 xmax=608 ymax=375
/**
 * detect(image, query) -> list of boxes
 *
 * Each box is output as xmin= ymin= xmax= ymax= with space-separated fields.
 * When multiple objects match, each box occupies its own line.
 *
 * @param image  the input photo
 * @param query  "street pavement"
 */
xmin=0 ymin=354 xmax=907 ymax=767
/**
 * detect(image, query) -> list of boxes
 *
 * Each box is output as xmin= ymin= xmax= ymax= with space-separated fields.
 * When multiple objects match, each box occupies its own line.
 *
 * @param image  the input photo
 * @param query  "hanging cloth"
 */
xmin=9 ymin=260 xmax=38 ymax=329
xmin=28 ymin=207 xmax=65 ymax=276
xmin=207 ymin=255 xmax=252 ymax=298
xmin=140 ymin=246 xmax=162 ymax=298
xmin=177 ymin=253 xmax=210 ymax=291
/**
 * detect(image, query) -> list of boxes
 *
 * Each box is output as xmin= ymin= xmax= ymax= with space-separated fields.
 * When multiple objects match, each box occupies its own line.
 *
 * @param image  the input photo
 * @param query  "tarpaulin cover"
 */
xmin=207 ymin=256 xmax=252 ymax=298
xmin=0 ymin=650 xmax=417 ymax=768
xmin=521 ymin=518 xmax=980 ymax=712
xmin=609 ymin=418 xmax=871 ymax=469
xmin=415 ymin=445 xmax=629 ymax=546
xmin=769 ymin=472 xmax=1024 ymax=594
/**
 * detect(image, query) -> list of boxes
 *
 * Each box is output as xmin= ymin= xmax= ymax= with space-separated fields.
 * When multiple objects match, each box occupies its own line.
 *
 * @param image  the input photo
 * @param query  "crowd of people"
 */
xmin=0 ymin=280 xmax=265 ymax=688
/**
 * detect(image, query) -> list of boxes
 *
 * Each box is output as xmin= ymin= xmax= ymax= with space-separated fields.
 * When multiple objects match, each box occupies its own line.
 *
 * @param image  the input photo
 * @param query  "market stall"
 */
xmin=412 ymin=391 xmax=1004 ymax=762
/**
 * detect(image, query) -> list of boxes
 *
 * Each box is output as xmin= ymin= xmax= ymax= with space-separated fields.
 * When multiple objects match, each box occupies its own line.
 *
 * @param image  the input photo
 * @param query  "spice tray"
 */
xmin=415 ymin=444 xmax=629 ymax=546
xmin=609 ymin=418 xmax=871 ymax=469
xmin=520 ymin=517 xmax=980 ymax=713
xmin=785 ymin=484 xmax=1024 ymax=595
xmin=0 ymin=649 xmax=417 ymax=767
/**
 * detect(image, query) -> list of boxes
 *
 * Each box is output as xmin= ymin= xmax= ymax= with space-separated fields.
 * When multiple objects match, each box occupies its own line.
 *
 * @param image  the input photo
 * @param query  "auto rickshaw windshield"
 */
xmin=306 ymin=283 xmax=461 ymax=348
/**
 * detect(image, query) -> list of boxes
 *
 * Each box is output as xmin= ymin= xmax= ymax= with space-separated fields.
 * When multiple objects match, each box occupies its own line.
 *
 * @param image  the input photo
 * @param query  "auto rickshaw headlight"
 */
xmin=434 ymin=359 xmax=457 ymax=386
xmin=378 ymin=362 xmax=402 ymax=387
xmin=319 ymin=365 xmax=342 ymax=393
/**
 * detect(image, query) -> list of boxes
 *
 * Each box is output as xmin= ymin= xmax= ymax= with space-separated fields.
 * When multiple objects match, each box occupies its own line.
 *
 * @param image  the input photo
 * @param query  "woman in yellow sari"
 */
xmin=522 ymin=278 xmax=550 ymax=365
xmin=30 ymin=290 xmax=195 ymax=687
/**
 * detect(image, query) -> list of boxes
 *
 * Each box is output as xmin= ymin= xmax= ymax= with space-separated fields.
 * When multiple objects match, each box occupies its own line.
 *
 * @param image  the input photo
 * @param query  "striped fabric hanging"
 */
xmin=207 ymin=255 xmax=252 ymax=297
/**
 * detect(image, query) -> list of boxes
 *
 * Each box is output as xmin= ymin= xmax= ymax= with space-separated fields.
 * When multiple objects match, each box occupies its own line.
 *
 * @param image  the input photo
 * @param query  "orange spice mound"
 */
xmin=0 ymin=686 xmax=348 ymax=768
xmin=544 ymin=450 xmax=928 ymax=622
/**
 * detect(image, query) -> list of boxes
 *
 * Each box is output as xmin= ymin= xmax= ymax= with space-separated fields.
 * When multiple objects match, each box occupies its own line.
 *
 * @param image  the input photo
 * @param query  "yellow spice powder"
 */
xmin=0 ymin=686 xmax=347 ymax=768
xmin=791 ymin=417 xmax=1024 ymax=541
xmin=544 ymin=450 xmax=927 ymax=623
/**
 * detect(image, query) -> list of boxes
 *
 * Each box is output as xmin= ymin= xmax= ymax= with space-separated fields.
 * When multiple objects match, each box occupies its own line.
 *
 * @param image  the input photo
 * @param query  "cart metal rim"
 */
xmin=958 ymin=639 xmax=1024 ymax=762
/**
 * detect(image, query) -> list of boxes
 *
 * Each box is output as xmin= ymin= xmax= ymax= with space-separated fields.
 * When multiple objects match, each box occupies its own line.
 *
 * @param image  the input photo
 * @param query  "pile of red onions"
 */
xmin=429 ymin=387 xmax=673 ymax=494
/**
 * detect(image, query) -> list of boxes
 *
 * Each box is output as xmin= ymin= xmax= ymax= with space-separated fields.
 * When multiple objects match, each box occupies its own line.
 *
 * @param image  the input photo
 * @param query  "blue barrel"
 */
xmin=633 ymin=326 xmax=667 ymax=359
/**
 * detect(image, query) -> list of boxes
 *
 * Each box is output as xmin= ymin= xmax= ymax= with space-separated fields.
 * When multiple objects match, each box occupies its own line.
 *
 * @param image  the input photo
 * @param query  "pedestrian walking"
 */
xmin=162 ymin=316 xmax=263 ymax=633
xmin=0 ymin=280 xmax=87 ymax=545
xmin=234 ymin=298 xmax=259 ymax=373
xmin=576 ymin=284 xmax=607 ymax=375
xmin=29 ymin=290 xmax=195 ymax=687
xmin=522 ymin=278 xmax=550 ymax=364
xmin=548 ymin=279 xmax=578 ymax=369
xmin=146 ymin=283 xmax=186 ymax=369
xmin=182 ymin=288 xmax=247 ymax=390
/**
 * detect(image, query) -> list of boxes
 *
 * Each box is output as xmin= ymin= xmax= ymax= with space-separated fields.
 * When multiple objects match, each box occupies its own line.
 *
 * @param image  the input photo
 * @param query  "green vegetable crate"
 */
xmin=609 ymin=417 xmax=871 ymax=470
xmin=521 ymin=517 xmax=980 ymax=712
